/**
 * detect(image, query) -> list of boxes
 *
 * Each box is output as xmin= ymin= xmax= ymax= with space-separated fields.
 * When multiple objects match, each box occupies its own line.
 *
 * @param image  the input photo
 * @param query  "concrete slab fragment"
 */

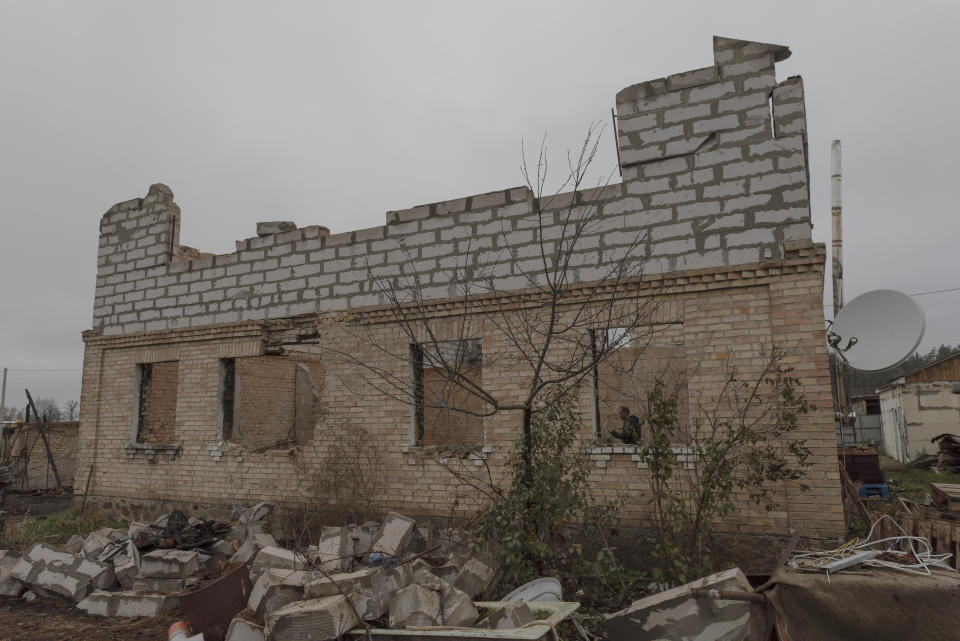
xmin=266 ymin=595 xmax=359 ymax=641
xmin=440 ymin=584 xmax=478 ymax=627
xmin=226 ymin=616 xmax=267 ymax=641
xmin=388 ymin=584 xmax=441 ymax=628
xmin=314 ymin=529 xmax=352 ymax=573
xmin=77 ymin=590 xmax=179 ymax=617
xmin=371 ymin=512 xmax=417 ymax=559
xmin=11 ymin=543 xmax=114 ymax=601
xmin=251 ymin=546 xmax=307 ymax=576
xmin=248 ymin=568 xmax=312 ymax=618
xmin=305 ymin=567 xmax=380 ymax=599
xmin=230 ymin=532 xmax=277 ymax=566
xmin=0 ymin=550 xmax=22 ymax=597
xmin=453 ymin=558 xmax=493 ymax=599
xmin=140 ymin=549 xmax=201 ymax=578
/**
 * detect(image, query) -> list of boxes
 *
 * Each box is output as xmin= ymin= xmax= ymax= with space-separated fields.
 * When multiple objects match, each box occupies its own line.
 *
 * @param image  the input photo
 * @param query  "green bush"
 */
xmin=476 ymin=386 xmax=626 ymax=594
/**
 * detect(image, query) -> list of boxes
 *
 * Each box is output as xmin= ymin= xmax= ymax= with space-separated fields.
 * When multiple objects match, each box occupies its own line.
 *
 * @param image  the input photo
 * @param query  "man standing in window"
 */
xmin=610 ymin=406 xmax=642 ymax=444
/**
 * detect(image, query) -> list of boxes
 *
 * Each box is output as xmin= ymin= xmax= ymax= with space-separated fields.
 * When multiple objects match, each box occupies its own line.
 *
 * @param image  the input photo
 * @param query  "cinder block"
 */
xmin=453 ymin=558 xmax=493 ymax=599
xmin=266 ymin=595 xmax=359 ymax=641
xmin=371 ymin=512 xmax=417 ymax=559
xmin=226 ymin=616 xmax=267 ymax=641
xmin=77 ymin=590 xmax=179 ymax=617
xmin=139 ymin=549 xmax=201 ymax=578
xmin=305 ymin=567 xmax=381 ymax=599
xmin=440 ymin=584 xmax=478 ymax=627
xmin=248 ymin=568 xmax=312 ymax=618
xmin=388 ymin=584 xmax=441 ymax=628
xmin=251 ymin=546 xmax=308 ymax=576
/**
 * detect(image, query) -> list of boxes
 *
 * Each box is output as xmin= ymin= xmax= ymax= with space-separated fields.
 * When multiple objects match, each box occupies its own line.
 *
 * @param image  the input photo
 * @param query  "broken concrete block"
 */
xmin=372 ymin=563 xmax=413 ymax=603
xmin=77 ymin=590 xmax=179 ymax=617
xmin=240 ymin=501 xmax=274 ymax=523
xmin=305 ymin=567 xmax=380 ymax=599
xmin=412 ymin=568 xmax=444 ymax=591
xmin=604 ymin=568 xmax=752 ymax=641
xmin=208 ymin=538 xmax=237 ymax=557
xmin=435 ymin=562 xmax=460 ymax=583
xmin=129 ymin=576 xmax=191 ymax=593
xmin=347 ymin=588 xmax=382 ymax=621
xmin=266 ymin=595 xmax=359 ymax=641
xmin=248 ymin=569 xmax=312 ymax=618
xmin=231 ymin=533 xmax=278 ymax=566
xmin=479 ymin=601 xmax=534 ymax=630
xmin=313 ymin=529 xmax=353 ymax=573
xmin=440 ymin=584 xmax=479 ymax=627
xmin=63 ymin=535 xmax=84 ymax=554
xmin=0 ymin=550 xmax=22 ymax=597
xmin=82 ymin=531 xmax=113 ymax=559
xmin=388 ymin=584 xmax=441 ymax=628
xmin=10 ymin=544 xmax=115 ymax=601
xmin=226 ymin=615 xmax=267 ymax=641
xmin=139 ymin=549 xmax=201 ymax=578
xmin=371 ymin=512 xmax=417 ymax=559
xmin=113 ymin=541 xmax=141 ymax=588
xmin=257 ymin=222 xmax=298 ymax=237
xmin=251 ymin=546 xmax=307 ymax=576
xmin=349 ymin=522 xmax=379 ymax=558
xmin=127 ymin=521 xmax=149 ymax=540
xmin=453 ymin=558 xmax=493 ymax=599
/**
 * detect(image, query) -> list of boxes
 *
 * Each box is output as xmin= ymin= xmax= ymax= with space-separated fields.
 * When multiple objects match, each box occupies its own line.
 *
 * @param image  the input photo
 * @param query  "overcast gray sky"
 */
xmin=1 ymin=1 xmax=957 ymax=409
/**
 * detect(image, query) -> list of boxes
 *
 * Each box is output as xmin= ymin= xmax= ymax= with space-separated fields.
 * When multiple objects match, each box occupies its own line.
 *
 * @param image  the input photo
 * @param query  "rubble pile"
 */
xmin=0 ymin=505 xmax=514 ymax=641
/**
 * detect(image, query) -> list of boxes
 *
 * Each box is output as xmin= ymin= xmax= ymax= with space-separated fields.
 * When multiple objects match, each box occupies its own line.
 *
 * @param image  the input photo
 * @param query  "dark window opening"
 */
xmin=411 ymin=339 xmax=484 ymax=447
xmin=218 ymin=354 xmax=322 ymax=450
xmin=220 ymin=358 xmax=236 ymax=440
xmin=136 ymin=361 xmax=179 ymax=443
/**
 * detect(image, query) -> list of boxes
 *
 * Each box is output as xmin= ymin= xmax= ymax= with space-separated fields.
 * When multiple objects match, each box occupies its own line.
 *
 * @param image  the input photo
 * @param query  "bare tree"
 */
xmin=64 ymin=400 xmax=79 ymax=421
xmin=32 ymin=397 xmax=61 ymax=422
xmin=330 ymin=124 xmax=669 ymax=484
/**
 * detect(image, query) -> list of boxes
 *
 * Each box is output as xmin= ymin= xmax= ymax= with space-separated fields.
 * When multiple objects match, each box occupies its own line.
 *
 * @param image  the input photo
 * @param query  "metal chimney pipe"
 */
xmin=831 ymin=140 xmax=844 ymax=316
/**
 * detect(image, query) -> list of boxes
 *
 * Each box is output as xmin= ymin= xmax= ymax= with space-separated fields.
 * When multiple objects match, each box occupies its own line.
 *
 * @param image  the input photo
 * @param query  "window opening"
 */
xmin=411 ymin=339 xmax=484 ymax=447
xmin=135 ymin=361 xmax=179 ymax=443
xmin=591 ymin=324 xmax=688 ymax=442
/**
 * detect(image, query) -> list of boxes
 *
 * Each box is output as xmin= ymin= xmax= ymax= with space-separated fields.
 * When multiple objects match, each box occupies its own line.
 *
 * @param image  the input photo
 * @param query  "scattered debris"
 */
xmin=0 ymin=504 xmax=579 ymax=641
xmin=930 ymin=482 xmax=960 ymax=513
xmin=932 ymin=433 xmax=960 ymax=473
xmin=791 ymin=515 xmax=955 ymax=576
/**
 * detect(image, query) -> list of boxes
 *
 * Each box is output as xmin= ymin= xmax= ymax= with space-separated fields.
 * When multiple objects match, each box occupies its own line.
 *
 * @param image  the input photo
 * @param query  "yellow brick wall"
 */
xmin=75 ymin=245 xmax=845 ymax=539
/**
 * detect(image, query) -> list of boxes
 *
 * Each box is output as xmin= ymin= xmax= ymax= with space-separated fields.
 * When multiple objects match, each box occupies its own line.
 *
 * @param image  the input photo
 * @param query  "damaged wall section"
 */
xmin=77 ymin=36 xmax=844 ymax=540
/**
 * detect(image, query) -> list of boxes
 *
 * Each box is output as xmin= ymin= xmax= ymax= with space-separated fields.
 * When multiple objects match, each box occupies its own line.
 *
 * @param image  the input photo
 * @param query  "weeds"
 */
xmin=1 ymin=509 xmax=122 ymax=549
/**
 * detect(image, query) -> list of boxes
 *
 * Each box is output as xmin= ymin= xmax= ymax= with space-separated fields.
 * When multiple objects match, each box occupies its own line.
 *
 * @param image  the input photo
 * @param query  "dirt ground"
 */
xmin=0 ymin=596 xmax=177 ymax=641
xmin=1 ymin=489 xmax=178 ymax=640
xmin=2 ymin=488 xmax=74 ymax=518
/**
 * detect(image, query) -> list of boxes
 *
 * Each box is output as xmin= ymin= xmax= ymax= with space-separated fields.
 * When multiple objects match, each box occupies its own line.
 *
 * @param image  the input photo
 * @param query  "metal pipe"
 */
xmin=831 ymin=140 xmax=844 ymax=316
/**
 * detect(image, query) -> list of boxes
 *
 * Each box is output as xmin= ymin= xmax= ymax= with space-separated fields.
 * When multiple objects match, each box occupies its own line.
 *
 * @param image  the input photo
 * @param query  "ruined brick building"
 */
xmin=77 ymin=37 xmax=845 ymax=543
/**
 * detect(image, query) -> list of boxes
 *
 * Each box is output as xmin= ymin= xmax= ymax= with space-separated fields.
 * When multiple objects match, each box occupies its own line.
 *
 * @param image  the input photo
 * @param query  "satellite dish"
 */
xmin=829 ymin=289 xmax=925 ymax=371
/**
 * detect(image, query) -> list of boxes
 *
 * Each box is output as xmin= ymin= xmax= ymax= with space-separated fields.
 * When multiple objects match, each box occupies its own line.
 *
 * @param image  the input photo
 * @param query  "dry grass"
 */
xmin=1 ymin=508 xmax=123 ymax=549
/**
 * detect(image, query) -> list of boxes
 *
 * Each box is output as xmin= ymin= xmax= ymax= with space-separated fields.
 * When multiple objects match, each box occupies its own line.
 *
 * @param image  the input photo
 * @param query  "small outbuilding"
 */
xmin=878 ymin=352 xmax=960 ymax=462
